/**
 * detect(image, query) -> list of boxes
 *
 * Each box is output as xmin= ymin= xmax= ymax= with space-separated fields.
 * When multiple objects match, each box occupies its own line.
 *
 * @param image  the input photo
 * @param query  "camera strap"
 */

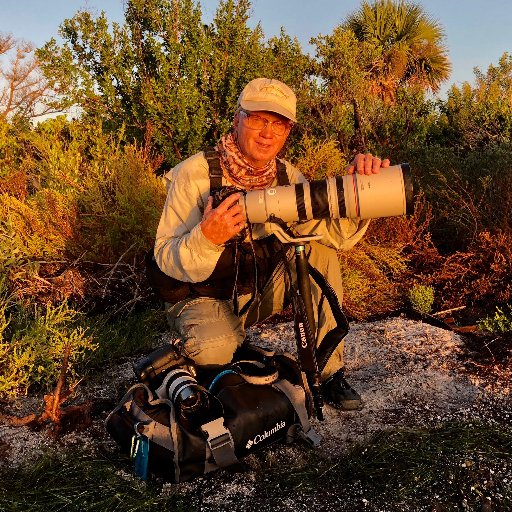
xmin=307 ymin=264 xmax=350 ymax=372
xmin=204 ymin=148 xmax=290 ymax=317
xmin=277 ymin=159 xmax=290 ymax=185
xmin=204 ymin=149 xmax=223 ymax=190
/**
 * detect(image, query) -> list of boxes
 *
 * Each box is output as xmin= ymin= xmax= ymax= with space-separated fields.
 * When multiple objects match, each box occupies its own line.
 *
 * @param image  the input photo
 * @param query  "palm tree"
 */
xmin=345 ymin=0 xmax=451 ymax=102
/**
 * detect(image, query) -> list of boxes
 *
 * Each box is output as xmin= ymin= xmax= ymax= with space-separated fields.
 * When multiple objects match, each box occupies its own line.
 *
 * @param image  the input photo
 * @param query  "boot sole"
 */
xmin=327 ymin=398 xmax=362 ymax=411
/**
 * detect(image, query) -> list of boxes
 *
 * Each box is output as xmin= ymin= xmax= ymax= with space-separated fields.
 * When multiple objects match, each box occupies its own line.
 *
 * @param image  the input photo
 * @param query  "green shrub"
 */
xmin=0 ymin=190 xmax=77 ymax=272
xmin=1 ymin=116 xmax=164 ymax=268
xmin=478 ymin=304 xmax=512 ymax=334
xmin=339 ymin=239 xmax=409 ymax=319
xmin=294 ymin=136 xmax=347 ymax=180
xmin=73 ymin=144 xmax=166 ymax=262
xmin=408 ymin=284 xmax=435 ymax=314
xmin=0 ymin=118 xmax=29 ymax=185
xmin=0 ymin=298 xmax=96 ymax=399
xmin=409 ymin=143 xmax=512 ymax=252
xmin=0 ymin=287 xmax=166 ymax=399
xmin=0 ymin=115 xmax=166 ymax=313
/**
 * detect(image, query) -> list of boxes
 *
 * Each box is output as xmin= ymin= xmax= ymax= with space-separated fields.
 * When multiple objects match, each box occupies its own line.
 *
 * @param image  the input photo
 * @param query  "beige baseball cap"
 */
xmin=238 ymin=78 xmax=297 ymax=122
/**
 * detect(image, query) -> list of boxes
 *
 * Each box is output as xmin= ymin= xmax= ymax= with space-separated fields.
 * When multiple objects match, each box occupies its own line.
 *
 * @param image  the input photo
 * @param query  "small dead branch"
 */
xmin=0 ymin=412 xmax=38 ymax=427
xmin=101 ymin=244 xmax=136 ymax=299
xmin=0 ymin=344 xmax=92 ymax=435
xmin=48 ymin=344 xmax=71 ymax=423
xmin=432 ymin=306 xmax=466 ymax=317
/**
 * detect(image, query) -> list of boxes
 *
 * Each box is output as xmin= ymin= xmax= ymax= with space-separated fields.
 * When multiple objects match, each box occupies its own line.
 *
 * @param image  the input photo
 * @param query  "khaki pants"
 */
xmin=166 ymin=241 xmax=345 ymax=379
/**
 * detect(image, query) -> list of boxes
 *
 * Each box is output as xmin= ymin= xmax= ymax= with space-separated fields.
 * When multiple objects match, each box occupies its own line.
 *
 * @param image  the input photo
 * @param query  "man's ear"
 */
xmin=233 ymin=110 xmax=241 ymax=129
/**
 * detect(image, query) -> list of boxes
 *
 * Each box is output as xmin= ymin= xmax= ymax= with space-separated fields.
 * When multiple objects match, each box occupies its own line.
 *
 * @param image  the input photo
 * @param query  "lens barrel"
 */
xmin=159 ymin=368 xmax=201 ymax=404
xmin=241 ymin=163 xmax=413 ymax=223
xmin=156 ymin=368 xmax=221 ymax=431
xmin=342 ymin=163 xmax=413 ymax=219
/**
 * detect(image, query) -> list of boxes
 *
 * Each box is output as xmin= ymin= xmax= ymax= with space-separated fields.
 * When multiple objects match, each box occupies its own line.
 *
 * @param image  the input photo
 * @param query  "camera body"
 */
xmin=211 ymin=185 xmax=247 ymax=242
xmin=211 ymin=185 xmax=244 ymax=209
xmin=132 ymin=345 xmax=193 ymax=391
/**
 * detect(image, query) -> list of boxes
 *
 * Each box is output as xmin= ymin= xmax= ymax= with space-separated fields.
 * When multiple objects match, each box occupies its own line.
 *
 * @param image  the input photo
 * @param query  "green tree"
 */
xmin=440 ymin=53 xmax=512 ymax=149
xmin=309 ymin=28 xmax=376 ymax=152
xmin=37 ymin=0 xmax=311 ymax=166
xmin=344 ymin=0 xmax=451 ymax=102
xmin=309 ymin=0 xmax=447 ymax=154
xmin=311 ymin=26 xmax=436 ymax=154
xmin=38 ymin=0 xmax=210 ymax=164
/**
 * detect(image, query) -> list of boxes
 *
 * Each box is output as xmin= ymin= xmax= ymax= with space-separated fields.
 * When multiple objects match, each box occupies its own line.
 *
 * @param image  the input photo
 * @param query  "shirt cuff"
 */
xmin=187 ymin=223 xmax=224 ymax=255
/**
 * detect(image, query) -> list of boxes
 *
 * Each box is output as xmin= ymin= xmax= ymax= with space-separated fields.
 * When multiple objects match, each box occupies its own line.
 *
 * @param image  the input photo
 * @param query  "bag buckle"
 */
xmin=200 ymin=417 xmax=239 ymax=468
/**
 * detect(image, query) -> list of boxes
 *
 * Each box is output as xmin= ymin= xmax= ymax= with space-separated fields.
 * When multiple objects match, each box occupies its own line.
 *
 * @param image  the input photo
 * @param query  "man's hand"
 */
xmin=200 ymin=193 xmax=246 ymax=245
xmin=346 ymin=153 xmax=390 ymax=175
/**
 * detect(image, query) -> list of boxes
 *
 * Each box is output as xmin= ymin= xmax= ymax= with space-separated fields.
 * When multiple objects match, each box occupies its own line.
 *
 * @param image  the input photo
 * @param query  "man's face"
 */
xmin=233 ymin=110 xmax=292 ymax=168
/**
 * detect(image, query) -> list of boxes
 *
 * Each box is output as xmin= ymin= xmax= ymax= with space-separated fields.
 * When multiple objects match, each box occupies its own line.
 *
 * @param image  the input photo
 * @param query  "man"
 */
xmin=154 ymin=78 xmax=389 ymax=410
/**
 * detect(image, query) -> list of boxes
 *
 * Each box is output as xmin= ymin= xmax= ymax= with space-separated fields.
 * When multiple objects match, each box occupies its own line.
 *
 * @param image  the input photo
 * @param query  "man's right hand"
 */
xmin=200 ymin=193 xmax=246 ymax=245
xmin=346 ymin=153 xmax=390 ymax=175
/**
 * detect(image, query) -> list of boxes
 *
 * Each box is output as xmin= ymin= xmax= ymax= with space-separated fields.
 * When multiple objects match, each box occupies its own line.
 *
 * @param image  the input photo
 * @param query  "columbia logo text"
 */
xmin=245 ymin=421 xmax=286 ymax=450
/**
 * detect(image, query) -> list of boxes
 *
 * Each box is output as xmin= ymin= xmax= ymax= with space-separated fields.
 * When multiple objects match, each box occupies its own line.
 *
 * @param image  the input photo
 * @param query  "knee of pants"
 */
xmin=182 ymin=331 xmax=242 ymax=367
xmin=170 ymin=299 xmax=245 ymax=368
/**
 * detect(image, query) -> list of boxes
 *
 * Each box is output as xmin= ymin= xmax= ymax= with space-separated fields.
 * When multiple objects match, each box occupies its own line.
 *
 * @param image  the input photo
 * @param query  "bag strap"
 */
xmin=230 ymin=360 xmax=279 ymax=385
xmin=204 ymin=148 xmax=290 ymax=189
xmin=276 ymin=159 xmax=290 ymax=186
xmin=106 ymin=383 xmax=177 ymax=453
xmin=204 ymin=149 xmax=223 ymax=191
xmin=272 ymin=379 xmax=321 ymax=447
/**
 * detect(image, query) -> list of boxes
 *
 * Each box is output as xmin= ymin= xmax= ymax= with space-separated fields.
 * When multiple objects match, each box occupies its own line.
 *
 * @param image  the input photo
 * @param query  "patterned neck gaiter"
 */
xmin=215 ymin=132 xmax=277 ymax=190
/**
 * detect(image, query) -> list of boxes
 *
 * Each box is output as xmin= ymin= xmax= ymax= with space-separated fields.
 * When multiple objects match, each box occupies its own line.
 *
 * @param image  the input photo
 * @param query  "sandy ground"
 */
xmin=1 ymin=316 xmax=511 ymax=509
xmin=247 ymin=317 xmax=510 ymax=457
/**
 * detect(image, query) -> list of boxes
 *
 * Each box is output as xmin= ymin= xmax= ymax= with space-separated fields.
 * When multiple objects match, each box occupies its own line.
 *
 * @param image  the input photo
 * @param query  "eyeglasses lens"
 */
xmin=243 ymin=112 xmax=287 ymax=135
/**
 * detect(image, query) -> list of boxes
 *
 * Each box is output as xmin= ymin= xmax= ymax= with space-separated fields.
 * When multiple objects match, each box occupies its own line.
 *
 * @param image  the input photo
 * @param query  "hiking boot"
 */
xmin=322 ymin=368 xmax=361 ymax=410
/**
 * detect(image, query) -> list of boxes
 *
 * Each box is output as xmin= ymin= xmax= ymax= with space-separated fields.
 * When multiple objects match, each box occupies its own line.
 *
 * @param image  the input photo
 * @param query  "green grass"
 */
xmin=478 ymin=304 xmax=512 ymax=334
xmin=2 ymin=422 xmax=511 ymax=511
xmin=259 ymin=422 xmax=512 ymax=510
xmin=0 ymin=448 xmax=190 ymax=512
xmin=83 ymin=308 xmax=168 ymax=370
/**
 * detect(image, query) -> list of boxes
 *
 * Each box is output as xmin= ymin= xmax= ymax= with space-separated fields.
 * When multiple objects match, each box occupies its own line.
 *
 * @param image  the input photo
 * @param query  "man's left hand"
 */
xmin=346 ymin=153 xmax=390 ymax=175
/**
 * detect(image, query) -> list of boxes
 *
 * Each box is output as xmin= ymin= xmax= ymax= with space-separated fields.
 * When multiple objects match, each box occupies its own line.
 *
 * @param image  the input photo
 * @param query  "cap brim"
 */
xmin=240 ymin=99 xmax=296 ymax=123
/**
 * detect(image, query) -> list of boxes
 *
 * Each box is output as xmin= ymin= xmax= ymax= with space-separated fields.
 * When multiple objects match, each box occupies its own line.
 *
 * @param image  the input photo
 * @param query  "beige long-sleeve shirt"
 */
xmin=154 ymin=151 xmax=370 ymax=283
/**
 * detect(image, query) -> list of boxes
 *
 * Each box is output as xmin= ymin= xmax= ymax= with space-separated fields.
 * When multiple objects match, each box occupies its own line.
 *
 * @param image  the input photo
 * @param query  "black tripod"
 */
xmin=290 ymin=241 xmax=325 ymax=420
xmin=274 ymin=228 xmax=350 ymax=422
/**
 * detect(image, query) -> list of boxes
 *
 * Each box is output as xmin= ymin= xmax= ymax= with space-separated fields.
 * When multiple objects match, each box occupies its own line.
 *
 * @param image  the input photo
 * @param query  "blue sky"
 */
xmin=2 ymin=0 xmax=511 ymax=96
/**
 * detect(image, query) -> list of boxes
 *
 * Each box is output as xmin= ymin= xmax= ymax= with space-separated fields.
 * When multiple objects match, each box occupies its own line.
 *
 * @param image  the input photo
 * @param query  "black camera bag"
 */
xmin=106 ymin=356 xmax=319 ymax=483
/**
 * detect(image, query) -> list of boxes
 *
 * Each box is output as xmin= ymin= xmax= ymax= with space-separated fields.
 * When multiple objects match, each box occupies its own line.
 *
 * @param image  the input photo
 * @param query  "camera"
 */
xmin=241 ymin=164 xmax=413 ymax=223
xmin=132 ymin=344 xmax=191 ymax=390
xmin=211 ymin=185 xmax=243 ymax=209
